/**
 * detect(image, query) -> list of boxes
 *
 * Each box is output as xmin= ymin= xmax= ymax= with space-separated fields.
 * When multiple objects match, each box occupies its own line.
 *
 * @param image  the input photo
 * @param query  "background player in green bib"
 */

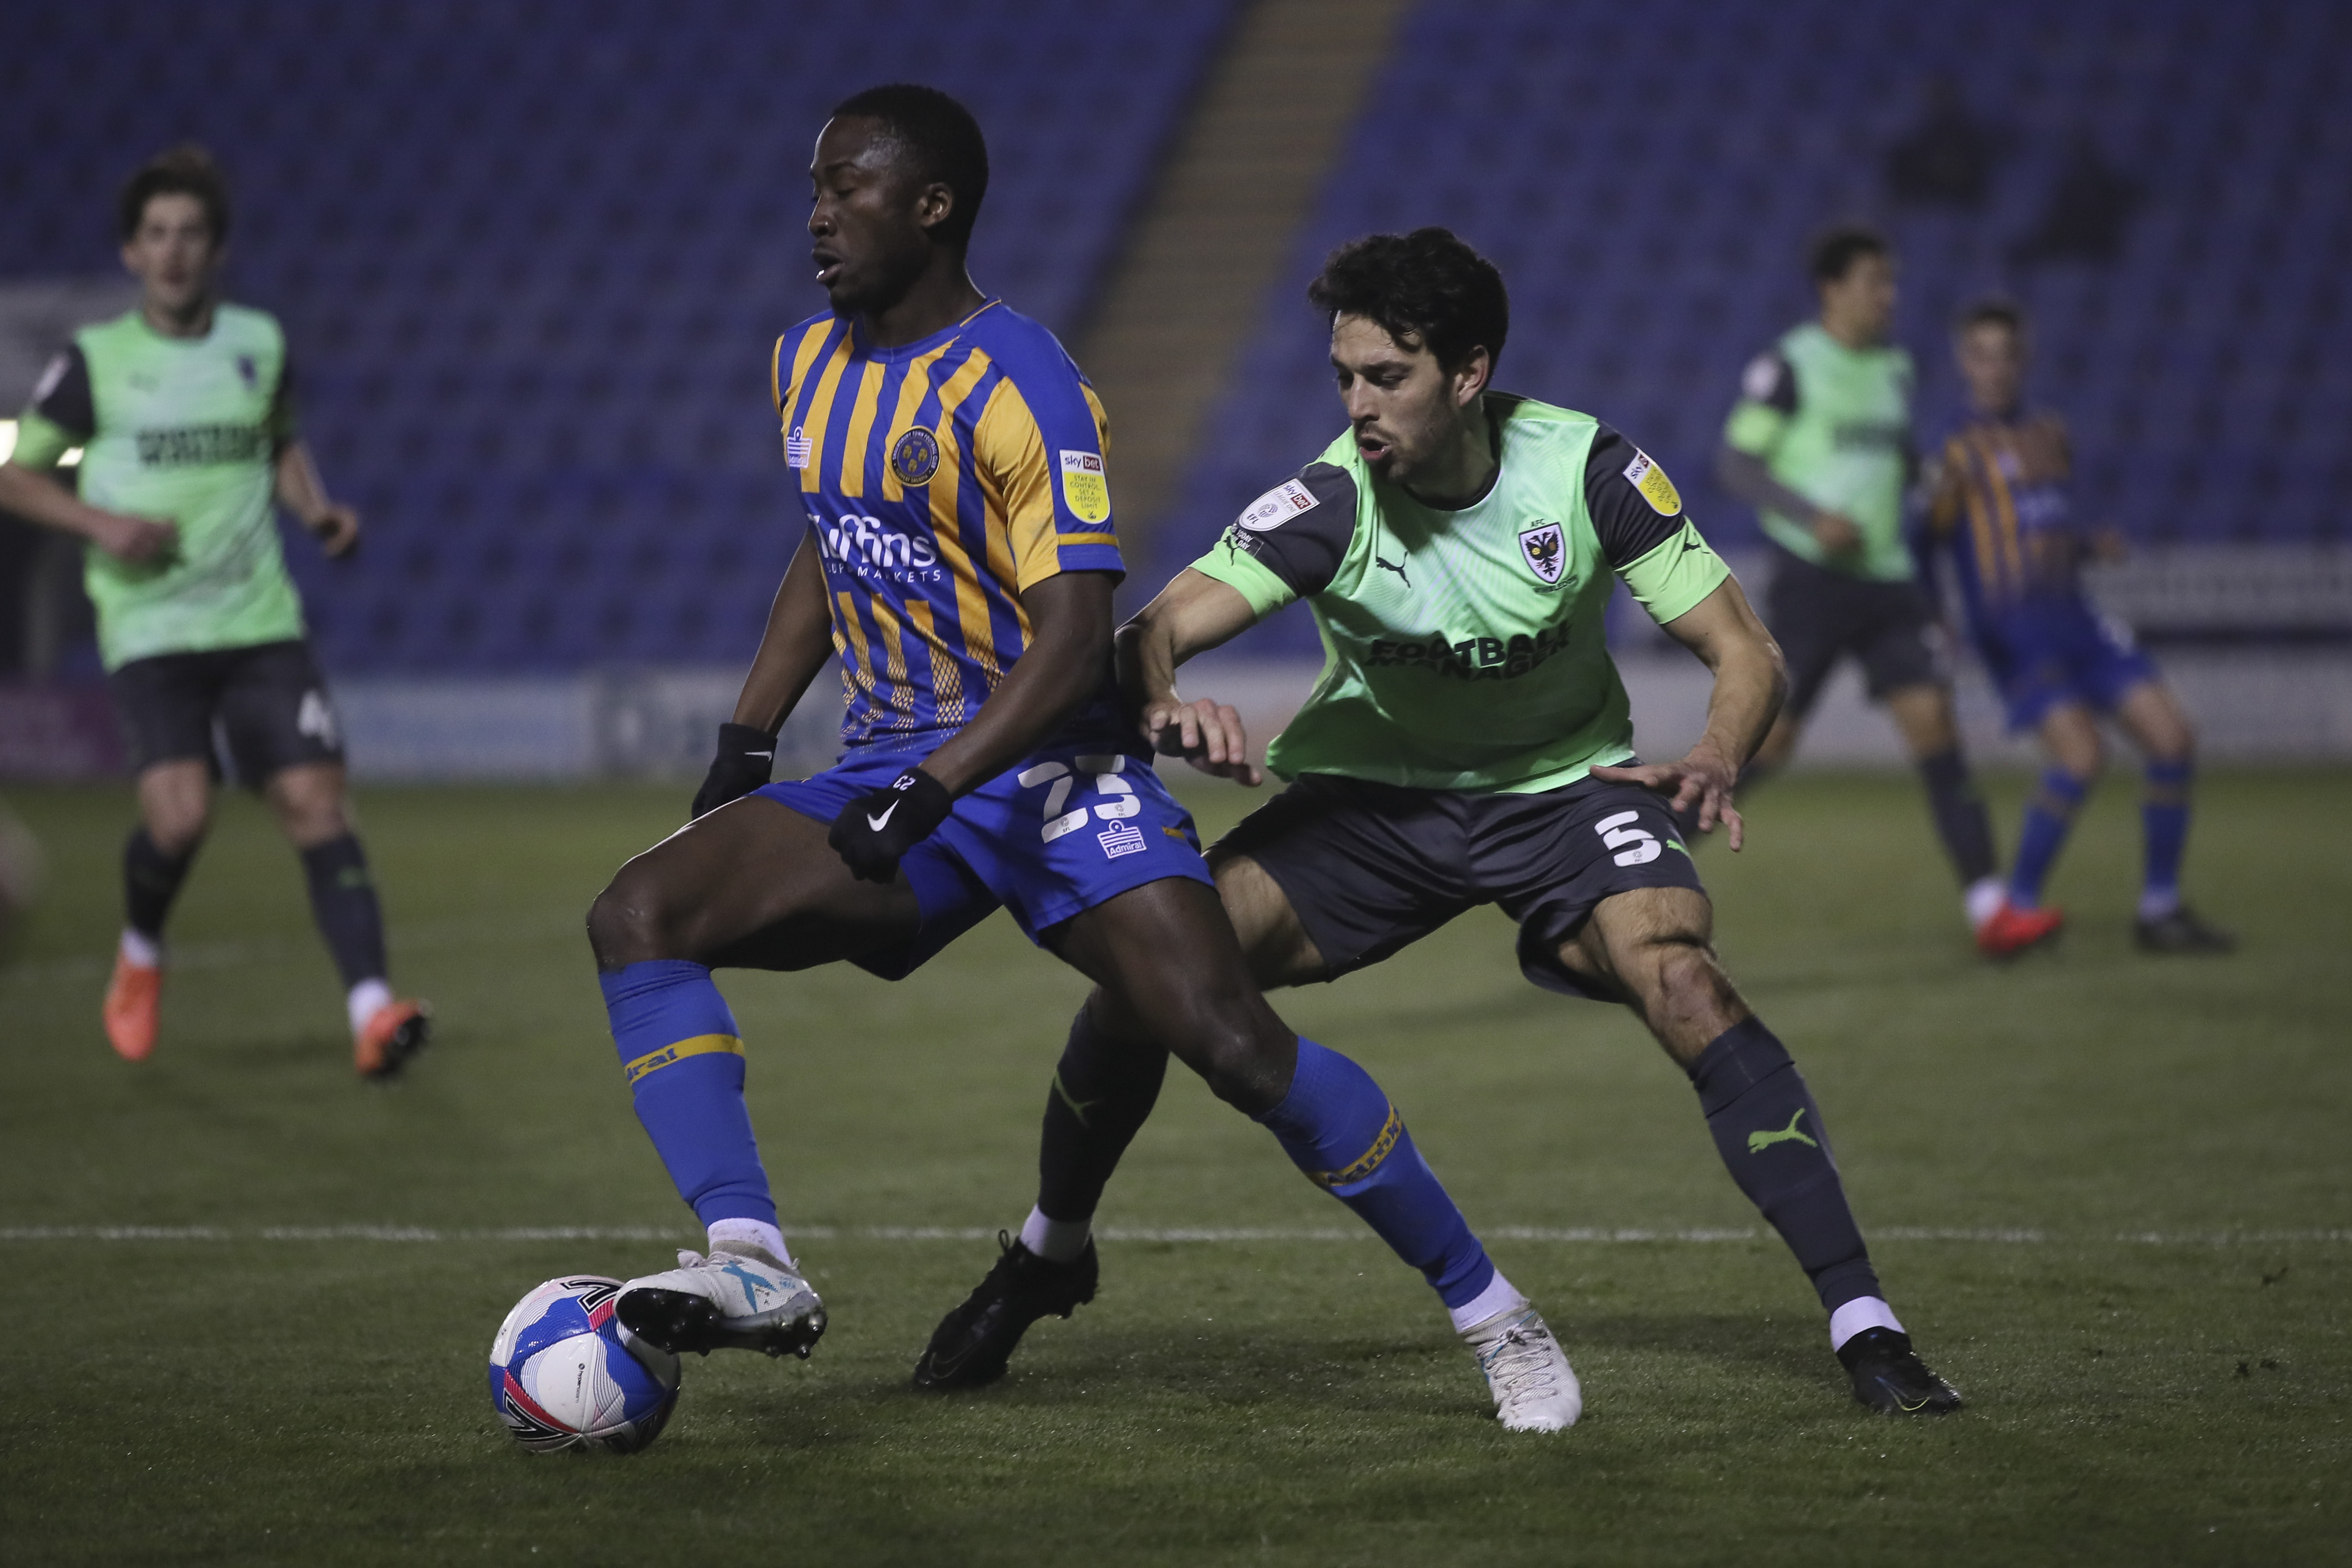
xmin=929 ymin=229 xmax=1961 ymax=1419
xmin=0 ymin=147 xmax=429 ymax=1076
xmin=1714 ymin=224 xmax=2056 ymax=959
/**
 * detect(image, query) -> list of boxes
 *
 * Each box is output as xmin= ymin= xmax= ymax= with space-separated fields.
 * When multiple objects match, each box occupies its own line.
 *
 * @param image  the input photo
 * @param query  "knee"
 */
xmin=1642 ymin=940 xmax=1743 ymax=1038
xmin=1177 ymin=996 xmax=1293 ymax=1114
xmin=587 ymin=862 xmax=682 ymax=970
xmin=147 ymin=809 xmax=209 ymax=858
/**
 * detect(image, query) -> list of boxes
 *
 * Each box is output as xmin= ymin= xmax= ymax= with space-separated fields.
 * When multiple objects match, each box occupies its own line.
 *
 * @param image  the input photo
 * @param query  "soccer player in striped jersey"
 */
xmin=1922 ymin=299 xmax=2230 ymax=953
xmin=0 ymin=146 xmax=429 ymax=1075
xmin=588 ymin=88 xmax=1575 ymax=1430
xmin=929 ymin=228 xmax=1962 ymax=1419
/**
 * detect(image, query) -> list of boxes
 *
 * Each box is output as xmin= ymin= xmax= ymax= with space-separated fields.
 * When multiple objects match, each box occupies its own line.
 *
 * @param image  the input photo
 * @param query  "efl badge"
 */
xmin=1518 ymin=519 xmax=1568 ymax=586
xmin=1238 ymin=478 xmax=1319 ymax=532
xmin=1058 ymin=450 xmax=1111 ymax=523
xmin=889 ymin=426 xmax=941 ymax=486
xmin=1622 ymin=450 xmax=1682 ymax=515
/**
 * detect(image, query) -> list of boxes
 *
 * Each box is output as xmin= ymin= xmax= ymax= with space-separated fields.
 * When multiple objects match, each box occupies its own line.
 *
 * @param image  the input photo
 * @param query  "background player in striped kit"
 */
xmin=589 ymin=89 xmax=1577 ymax=1432
xmin=1922 ymin=298 xmax=2231 ymax=953
xmin=1714 ymin=225 xmax=2055 ymax=960
xmin=0 ymin=146 xmax=429 ymax=1075
xmin=928 ymin=228 xmax=1962 ymax=1419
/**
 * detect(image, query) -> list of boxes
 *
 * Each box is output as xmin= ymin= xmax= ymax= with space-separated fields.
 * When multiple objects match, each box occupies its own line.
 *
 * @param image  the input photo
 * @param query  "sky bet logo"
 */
xmin=815 ymin=510 xmax=942 ymax=579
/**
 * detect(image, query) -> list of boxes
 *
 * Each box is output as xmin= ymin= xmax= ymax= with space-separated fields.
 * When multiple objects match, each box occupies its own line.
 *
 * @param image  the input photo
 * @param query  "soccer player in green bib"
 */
xmin=0 ymin=147 xmax=429 ymax=1076
xmin=1714 ymin=223 xmax=2057 ymax=959
xmin=922 ymin=229 xmax=1960 ymax=1419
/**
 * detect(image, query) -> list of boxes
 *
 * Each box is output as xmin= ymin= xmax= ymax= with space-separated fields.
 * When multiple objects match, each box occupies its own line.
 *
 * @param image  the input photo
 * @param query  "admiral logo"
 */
xmin=1097 ymin=822 xmax=1148 ymax=859
xmin=1058 ymin=449 xmax=1111 ymax=523
xmin=1238 ymin=479 xmax=1319 ymax=532
xmin=1622 ymin=450 xmax=1683 ymax=516
xmin=785 ymin=425 xmax=813 ymax=468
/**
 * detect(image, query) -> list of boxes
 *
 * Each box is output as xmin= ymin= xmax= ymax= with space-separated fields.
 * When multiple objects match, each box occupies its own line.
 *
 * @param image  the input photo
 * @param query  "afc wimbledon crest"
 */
xmin=1518 ymin=519 xmax=1568 ymax=586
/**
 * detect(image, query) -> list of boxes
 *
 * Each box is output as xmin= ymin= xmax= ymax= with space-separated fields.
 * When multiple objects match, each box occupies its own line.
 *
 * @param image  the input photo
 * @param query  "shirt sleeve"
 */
xmin=973 ymin=372 xmax=1123 ymax=592
xmin=268 ymin=350 xmax=300 ymax=450
xmin=9 ymin=345 xmax=94 ymax=469
xmin=1722 ymin=347 xmax=1797 ymax=456
xmin=1590 ymin=427 xmax=1729 ymax=624
xmin=1188 ymin=461 xmax=1359 ymax=618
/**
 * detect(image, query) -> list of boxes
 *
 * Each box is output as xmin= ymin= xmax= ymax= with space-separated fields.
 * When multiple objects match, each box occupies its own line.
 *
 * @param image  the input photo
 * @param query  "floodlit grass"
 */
xmin=0 ymin=770 xmax=2345 ymax=1566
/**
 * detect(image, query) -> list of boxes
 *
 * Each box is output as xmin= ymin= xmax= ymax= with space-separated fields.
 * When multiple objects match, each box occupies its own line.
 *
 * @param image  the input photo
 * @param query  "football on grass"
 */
xmin=489 ymin=1275 xmax=680 ymax=1453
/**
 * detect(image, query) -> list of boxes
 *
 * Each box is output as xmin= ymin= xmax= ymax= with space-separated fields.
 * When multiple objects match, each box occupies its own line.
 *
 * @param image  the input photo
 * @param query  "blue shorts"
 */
xmin=758 ymin=743 xmax=1212 ymax=980
xmin=1976 ymin=598 xmax=2160 ymax=732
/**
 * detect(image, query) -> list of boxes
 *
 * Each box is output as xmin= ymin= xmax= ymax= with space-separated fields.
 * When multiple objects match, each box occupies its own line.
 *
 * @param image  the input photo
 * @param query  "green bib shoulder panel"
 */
xmin=1737 ymin=322 xmax=1916 ymax=581
xmin=73 ymin=305 xmax=305 ymax=668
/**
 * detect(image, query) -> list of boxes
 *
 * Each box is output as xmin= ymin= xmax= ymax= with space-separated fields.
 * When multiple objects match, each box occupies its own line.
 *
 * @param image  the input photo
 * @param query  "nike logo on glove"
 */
xmin=867 ymin=801 xmax=899 ymax=832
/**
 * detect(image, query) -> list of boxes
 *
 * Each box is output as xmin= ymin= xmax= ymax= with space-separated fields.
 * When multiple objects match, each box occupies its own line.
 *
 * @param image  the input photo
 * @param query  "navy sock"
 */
xmin=1036 ymin=1005 xmax=1169 ymax=1224
xmin=2142 ymin=759 xmax=2193 ymax=910
xmin=1917 ymin=747 xmax=1997 ymax=887
xmin=2008 ymin=768 xmax=2089 ymax=909
xmin=1689 ymin=1017 xmax=1880 ymax=1312
xmin=601 ymin=960 xmax=777 ymax=1229
xmin=1257 ymin=1039 xmax=1495 ymax=1309
xmin=299 ymin=834 xmax=389 ymax=988
xmin=123 ymin=828 xmax=196 ymax=940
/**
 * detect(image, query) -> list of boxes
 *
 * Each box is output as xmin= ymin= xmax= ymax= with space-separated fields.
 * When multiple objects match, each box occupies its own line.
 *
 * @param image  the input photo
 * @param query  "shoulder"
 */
xmin=967 ymin=303 xmax=1084 ymax=387
xmin=1493 ymin=392 xmax=1593 ymax=436
xmin=216 ymin=303 xmax=286 ymax=352
xmin=1740 ymin=340 xmax=1801 ymax=408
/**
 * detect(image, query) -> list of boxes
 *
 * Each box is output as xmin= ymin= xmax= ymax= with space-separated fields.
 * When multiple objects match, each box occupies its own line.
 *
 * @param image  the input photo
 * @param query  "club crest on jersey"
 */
xmin=236 ymin=354 xmax=258 ymax=390
xmin=1622 ymin=450 xmax=1682 ymax=516
xmin=1238 ymin=478 xmax=1319 ymax=532
xmin=1058 ymin=450 xmax=1111 ymax=523
xmin=889 ymin=426 xmax=940 ymax=486
xmin=1518 ymin=520 xmax=1568 ymax=585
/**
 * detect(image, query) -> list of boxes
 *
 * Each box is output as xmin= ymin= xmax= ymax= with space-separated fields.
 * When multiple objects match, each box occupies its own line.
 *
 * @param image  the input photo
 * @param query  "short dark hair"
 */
xmin=1307 ymin=227 xmax=1509 ymax=371
xmin=1808 ymin=221 xmax=1890 ymax=284
xmin=828 ymin=84 xmax=989 ymax=249
xmin=1955 ymin=294 xmax=2028 ymax=335
xmin=119 ymin=144 xmax=231 ymax=244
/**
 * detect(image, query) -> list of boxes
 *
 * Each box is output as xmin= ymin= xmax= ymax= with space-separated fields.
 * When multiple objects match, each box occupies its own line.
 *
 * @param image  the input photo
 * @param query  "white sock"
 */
xmin=345 ymin=977 xmax=393 ymax=1036
xmin=1450 ymin=1269 xmax=1531 ymax=1335
xmin=1964 ymin=876 xmax=2006 ymax=930
xmin=1018 ymin=1205 xmax=1091 ymax=1263
xmin=1829 ymin=1296 xmax=1905 ymax=1350
xmin=119 ymin=928 xmax=161 ymax=969
xmin=707 ymin=1217 xmax=794 ymax=1268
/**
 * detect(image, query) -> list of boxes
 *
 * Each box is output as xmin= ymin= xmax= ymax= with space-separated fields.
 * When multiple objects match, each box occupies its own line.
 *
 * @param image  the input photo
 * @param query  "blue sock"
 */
xmin=2142 ymin=759 xmax=2192 ymax=914
xmin=1690 ymin=1017 xmax=1880 ymax=1313
xmin=1255 ymin=1039 xmax=1495 ymax=1309
xmin=601 ymin=960 xmax=777 ymax=1229
xmin=2008 ymin=767 xmax=2089 ymax=909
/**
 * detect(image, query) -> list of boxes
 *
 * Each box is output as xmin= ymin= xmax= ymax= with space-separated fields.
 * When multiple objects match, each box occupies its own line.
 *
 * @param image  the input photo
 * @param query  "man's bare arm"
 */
xmin=1589 ymin=575 xmax=1786 ymax=848
xmin=730 ymin=538 xmax=839 ymax=733
xmin=916 ymin=569 xmax=1122 ymax=796
xmin=0 ymin=460 xmax=177 ymax=562
xmin=1114 ymin=567 xmax=1264 ymax=784
xmin=272 ymin=441 xmax=360 ymax=559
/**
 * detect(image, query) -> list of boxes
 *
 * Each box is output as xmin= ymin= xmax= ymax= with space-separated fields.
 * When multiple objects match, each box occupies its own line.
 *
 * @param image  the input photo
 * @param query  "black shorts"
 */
xmin=1211 ymin=771 xmax=1707 ymax=1002
xmin=1763 ymin=545 xmax=1948 ymax=721
xmin=106 ymin=638 xmax=345 ymax=784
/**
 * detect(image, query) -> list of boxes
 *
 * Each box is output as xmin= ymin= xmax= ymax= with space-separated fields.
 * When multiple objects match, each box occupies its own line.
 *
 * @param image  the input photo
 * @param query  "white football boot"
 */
xmin=615 ymin=1240 xmax=826 ymax=1359
xmin=1463 ymin=1305 xmax=1582 ymax=1432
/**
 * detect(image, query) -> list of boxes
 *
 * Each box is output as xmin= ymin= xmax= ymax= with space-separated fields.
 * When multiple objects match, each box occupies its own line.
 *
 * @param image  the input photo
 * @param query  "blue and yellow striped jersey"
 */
xmin=774 ymin=300 xmax=1126 ymax=754
xmin=1925 ymin=410 xmax=2080 ymax=619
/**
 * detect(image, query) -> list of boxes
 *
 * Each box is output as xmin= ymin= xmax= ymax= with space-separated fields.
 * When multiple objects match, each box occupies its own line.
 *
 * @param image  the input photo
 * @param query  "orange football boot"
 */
xmin=1976 ymin=899 xmax=2064 ymax=960
xmin=103 ymin=952 xmax=163 ymax=1062
xmin=354 ymin=998 xmax=433 ymax=1079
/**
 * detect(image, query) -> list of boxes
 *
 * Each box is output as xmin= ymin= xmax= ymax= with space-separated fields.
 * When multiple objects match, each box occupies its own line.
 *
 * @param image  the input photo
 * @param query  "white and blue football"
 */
xmin=489 ymin=1275 xmax=681 ymax=1454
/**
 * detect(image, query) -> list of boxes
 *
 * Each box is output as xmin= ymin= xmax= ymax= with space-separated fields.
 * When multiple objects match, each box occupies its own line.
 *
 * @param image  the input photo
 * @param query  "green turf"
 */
xmin=1 ymin=771 xmax=2346 ymax=1566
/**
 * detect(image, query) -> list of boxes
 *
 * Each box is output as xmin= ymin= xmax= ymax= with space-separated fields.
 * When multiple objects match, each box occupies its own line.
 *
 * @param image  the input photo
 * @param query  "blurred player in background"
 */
xmin=1923 ymin=299 xmax=2231 ymax=953
xmin=930 ymin=228 xmax=1962 ymax=1419
xmin=0 ymin=147 xmax=430 ymax=1074
xmin=1715 ymin=224 xmax=2055 ymax=959
xmin=590 ymin=90 xmax=1577 ymax=1432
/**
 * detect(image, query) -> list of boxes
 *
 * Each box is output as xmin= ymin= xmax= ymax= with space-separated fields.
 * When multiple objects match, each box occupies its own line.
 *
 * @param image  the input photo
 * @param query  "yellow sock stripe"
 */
xmin=622 ymin=1034 xmax=744 ymax=1086
xmin=1309 ymin=1103 xmax=1404 ymax=1189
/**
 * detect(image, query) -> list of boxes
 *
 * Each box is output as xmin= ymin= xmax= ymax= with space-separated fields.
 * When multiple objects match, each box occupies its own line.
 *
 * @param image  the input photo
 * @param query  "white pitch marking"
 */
xmin=0 ymin=1225 xmax=2346 ymax=1244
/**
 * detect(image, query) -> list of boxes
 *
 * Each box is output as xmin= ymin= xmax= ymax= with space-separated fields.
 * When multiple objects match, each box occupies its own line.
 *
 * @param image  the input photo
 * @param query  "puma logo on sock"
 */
xmin=1747 ymin=1107 xmax=1819 ymax=1154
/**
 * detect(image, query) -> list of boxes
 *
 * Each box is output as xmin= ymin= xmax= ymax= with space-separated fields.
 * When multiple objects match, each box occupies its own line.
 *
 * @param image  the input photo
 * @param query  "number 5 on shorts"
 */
xmin=1595 ymin=809 xmax=1661 ymax=867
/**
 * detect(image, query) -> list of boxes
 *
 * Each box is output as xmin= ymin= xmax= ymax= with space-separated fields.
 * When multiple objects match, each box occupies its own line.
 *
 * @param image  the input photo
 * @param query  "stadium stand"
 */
xmin=1158 ymin=0 xmax=2352 ymax=654
xmin=0 ymin=0 xmax=1236 ymax=673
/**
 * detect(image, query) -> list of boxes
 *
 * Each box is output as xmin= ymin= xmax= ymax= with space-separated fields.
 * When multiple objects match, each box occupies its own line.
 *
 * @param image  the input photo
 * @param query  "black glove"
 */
xmin=690 ymin=723 xmax=780 ymax=820
xmin=827 ymin=767 xmax=953 ymax=883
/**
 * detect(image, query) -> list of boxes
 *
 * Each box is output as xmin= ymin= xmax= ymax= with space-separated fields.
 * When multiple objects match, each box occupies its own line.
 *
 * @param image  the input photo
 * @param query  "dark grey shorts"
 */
xmin=107 ymin=638 xmax=344 ymax=784
xmin=1210 ymin=771 xmax=1707 ymax=1001
xmin=1763 ymin=545 xmax=1948 ymax=720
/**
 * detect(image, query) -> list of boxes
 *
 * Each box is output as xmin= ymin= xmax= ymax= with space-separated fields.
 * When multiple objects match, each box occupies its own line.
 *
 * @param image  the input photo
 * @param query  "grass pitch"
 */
xmin=0 ymin=769 xmax=2346 ymax=1566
